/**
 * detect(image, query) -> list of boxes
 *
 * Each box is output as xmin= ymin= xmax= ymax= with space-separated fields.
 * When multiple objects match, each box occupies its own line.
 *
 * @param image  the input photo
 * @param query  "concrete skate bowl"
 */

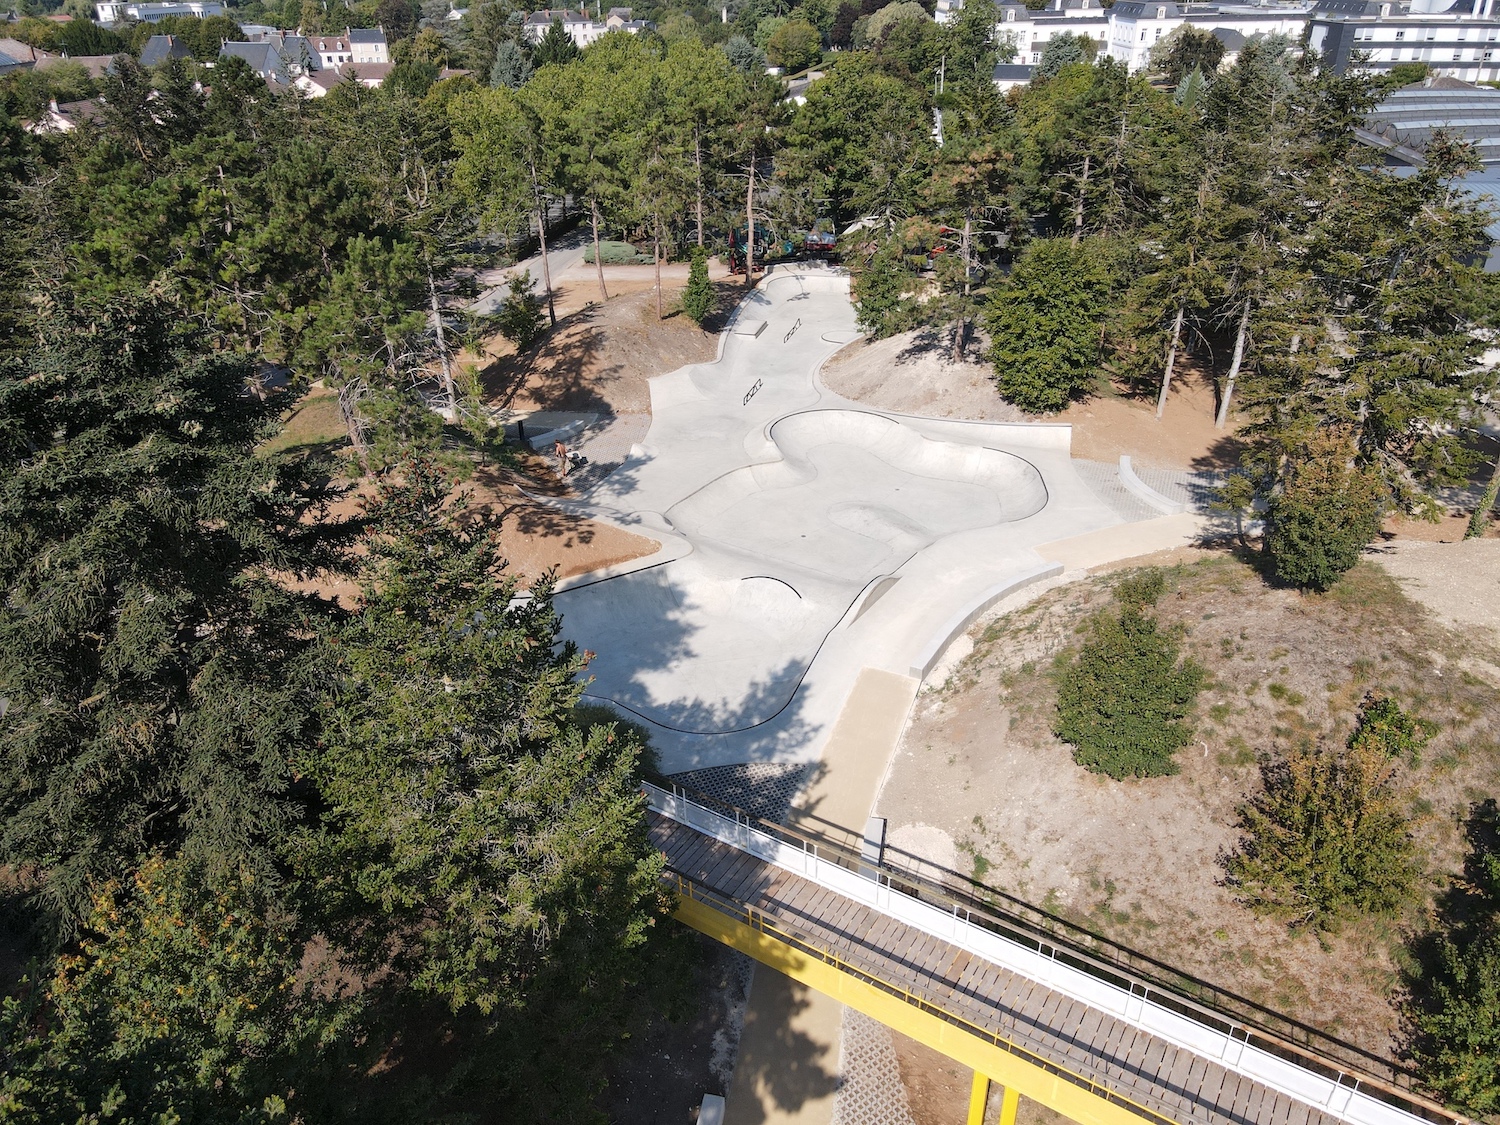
xmin=762 ymin=270 xmax=850 ymax=299
xmin=667 ymin=410 xmax=1048 ymax=585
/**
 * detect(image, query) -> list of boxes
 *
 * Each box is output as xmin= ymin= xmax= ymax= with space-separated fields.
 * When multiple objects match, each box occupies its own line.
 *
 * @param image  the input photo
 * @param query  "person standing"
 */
xmin=554 ymin=437 xmax=569 ymax=478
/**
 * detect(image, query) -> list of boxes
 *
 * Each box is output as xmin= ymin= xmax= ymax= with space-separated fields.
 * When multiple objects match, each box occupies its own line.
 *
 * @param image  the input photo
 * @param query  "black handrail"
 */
xmin=645 ymin=775 xmax=1473 ymax=1125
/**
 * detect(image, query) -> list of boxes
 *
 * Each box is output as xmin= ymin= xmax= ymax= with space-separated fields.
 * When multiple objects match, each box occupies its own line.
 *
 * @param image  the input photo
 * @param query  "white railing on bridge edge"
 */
xmin=645 ymin=781 xmax=1429 ymax=1125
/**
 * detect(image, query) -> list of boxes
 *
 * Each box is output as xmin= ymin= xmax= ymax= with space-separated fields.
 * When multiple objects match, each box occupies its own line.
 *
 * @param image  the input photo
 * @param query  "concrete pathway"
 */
xmin=469 ymin=226 xmax=589 ymax=316
xmin=552 ymin=266 xmax=1127 ymax=775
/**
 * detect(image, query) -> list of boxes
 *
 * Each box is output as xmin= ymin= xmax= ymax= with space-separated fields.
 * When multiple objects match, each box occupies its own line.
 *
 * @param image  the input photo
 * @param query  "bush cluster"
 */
xmin=1053 ymin=570 xmax=1205 ymax=779
xmin=1222 ymin=696 xmax=1428 ymax=931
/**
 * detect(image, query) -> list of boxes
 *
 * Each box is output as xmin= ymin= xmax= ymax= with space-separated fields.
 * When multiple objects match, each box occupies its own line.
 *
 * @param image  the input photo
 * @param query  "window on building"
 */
xmin=1454 ymin=48 xmax=1463 ymax=58
xmin=1154 ymin=27 xmax=1161 ymax=37
xmin=1395 ymin=29 xmax=1405 ymax=38
xmin=1156 ymin=5 xmax=1165 ymax=15
xmin=1487 ymin=48 xmax=1495 ymax=57
xmin=1140 ymin=29 xmax=1146 ymax=39
xmin=1426 ymin=28 xmax=1436 ymax=39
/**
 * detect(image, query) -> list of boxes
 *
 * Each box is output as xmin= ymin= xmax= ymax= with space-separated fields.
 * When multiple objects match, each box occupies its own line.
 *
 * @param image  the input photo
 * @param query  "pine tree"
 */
xmin=1223 ymin=718 xmax=1423 ymax=932
xmin=1262 ymin=429 xmax=1386 ymax=593
xmin=297 ymin=457 xmax=666 ymax=1017
xmin=682 ymin=246 xmax=715 ymax=325
xmin=0 ymin=856 xmax=364 ymax=1123
xmin=0 ymin=299 xmax=348 ymax=930
xmin=1054 ymin=569 xmax=1205 ymax=779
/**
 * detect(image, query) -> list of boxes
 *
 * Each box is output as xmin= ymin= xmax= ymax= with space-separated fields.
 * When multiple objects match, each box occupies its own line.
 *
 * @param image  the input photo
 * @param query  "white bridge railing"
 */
xmin=645 ymin=781 xmax=1448 ymax=1125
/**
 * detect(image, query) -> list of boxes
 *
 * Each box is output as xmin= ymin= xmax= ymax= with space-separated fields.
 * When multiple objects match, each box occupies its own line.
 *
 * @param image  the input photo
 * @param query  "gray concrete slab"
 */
xmin=551 ymin=267 xmax=1125 ymax=772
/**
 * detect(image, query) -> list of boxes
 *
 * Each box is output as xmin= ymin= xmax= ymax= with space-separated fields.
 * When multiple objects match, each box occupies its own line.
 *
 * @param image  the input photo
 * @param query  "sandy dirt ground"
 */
xmin=822 ymin=331 xmax=1242 ymax=472
xmin=1058 ymin=368 xmax=1244 ymax=471
xmin=822 ymin=331 xmax=1028 ymax=423
xmin=469 ymin=274 xmax=740 ymax=417
xmin=874 ymin=553 xmax=1500 ymax=1065
xmin=1371 ymin=537 xmax=1500 ymax=637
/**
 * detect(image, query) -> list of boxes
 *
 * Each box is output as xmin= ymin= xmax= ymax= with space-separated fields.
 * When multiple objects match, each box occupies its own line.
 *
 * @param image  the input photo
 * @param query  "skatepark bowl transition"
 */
xmin=542 ymin=268 xmax=1468 ymax=1125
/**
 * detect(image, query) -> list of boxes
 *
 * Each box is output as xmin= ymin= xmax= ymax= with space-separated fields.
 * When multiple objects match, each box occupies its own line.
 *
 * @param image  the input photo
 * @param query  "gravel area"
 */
xmin=1369 ymin=537 xmax=1500 ymax=639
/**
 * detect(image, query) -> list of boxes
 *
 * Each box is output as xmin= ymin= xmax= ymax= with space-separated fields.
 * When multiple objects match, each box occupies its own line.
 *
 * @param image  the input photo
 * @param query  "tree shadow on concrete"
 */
xmin=725 ymin=970 xmax=841 ymax=1124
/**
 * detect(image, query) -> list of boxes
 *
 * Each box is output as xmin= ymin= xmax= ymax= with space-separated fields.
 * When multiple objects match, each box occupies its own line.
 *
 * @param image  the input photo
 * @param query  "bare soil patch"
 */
xmin=469 ymin=281 xmax=739 ymax=416
xmin=822 ymin=330 xmax=1027 ymax=423
xmin=875 ymin=554 xmax=1500 ymax=1063
xmin=822 ymin=333 xmax=1244 ymax=472
xmin=1058 ymin=367 xmax=1245 ymax=472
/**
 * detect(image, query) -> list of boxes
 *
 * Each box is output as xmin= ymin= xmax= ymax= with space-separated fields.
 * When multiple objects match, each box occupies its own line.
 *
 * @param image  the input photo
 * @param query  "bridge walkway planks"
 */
xmin=650 ymin=812 xmax=1338 ymax=1125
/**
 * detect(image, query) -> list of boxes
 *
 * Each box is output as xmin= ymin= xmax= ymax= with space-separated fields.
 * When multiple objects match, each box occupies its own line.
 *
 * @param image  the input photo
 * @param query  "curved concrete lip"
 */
xmin=550 ymin=268 xmax=1125 ymax=770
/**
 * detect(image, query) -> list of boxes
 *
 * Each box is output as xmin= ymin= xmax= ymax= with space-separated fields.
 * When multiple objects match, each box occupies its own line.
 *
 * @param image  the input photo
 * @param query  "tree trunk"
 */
xmin=1216 ymin=300 xmax=1251 ymax=430
xmin=744 ymin=151 xmax=757 ymax=289
xmin=953 ymin=210 xmax=973 ymax=363
xmin=1071 ymin=153 xmax=1091 ymax=248
xmin=428 ymin=271 xmax=457 ymax=420
xmin=533 ymin=184 xmax=556 ymax=326
xmin=590 ymin=198 xmax=608 ymax=302
xmin=694 ymin=132 xmax=706 ymax=249
xmin=653 ymin=219 xmax=663 ymax=320
xmin=338 ymin=378 xmax=368 ymax=471
xmin=1468 ymin=449 xmax=1500 ymax=539
xmin=1156 ymin=304 xmax=1184 ymax=420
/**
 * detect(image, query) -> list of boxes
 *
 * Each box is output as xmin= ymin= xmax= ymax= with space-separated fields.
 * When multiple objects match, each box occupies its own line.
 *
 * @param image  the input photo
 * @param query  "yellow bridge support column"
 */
xmin=969 ymin=1072 xmax=991 ymax=1125
xmin=1000 ymin=1083 xmax=1021 ymax=1125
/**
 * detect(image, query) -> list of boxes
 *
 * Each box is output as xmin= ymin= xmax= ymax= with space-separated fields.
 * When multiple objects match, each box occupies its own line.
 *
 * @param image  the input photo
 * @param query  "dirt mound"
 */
xmin=472 ymin=281 xmax=737 ymax=416
xmin=822 ymin=329 xmax=1028 ymax=423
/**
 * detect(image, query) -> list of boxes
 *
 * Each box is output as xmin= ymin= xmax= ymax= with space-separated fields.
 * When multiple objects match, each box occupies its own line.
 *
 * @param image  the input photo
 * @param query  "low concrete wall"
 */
xmin=1118 ymin=455 xmax=1186 ymax=515
xmin=907 ymin=562 xmax=1065 ymax=681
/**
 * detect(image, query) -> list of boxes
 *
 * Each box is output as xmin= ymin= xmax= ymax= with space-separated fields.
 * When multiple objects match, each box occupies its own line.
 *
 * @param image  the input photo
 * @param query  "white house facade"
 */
xmin=1308 ymin=0 xmax=1500 ymax=84
xmin=94 ymin=0 xmax=223 ymax=23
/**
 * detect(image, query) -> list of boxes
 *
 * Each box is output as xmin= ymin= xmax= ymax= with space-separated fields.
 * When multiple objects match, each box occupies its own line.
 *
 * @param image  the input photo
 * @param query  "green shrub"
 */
xmin=1350 ymin=694 xmax=1433 ymax=765
xmin=1404 ymin=800 xmax=1500 ymax=1114
xmin=1264 ymin=431 xmax=1386 ymax=592
xmin=1223 ymin=733 xmax=1423 ymax=931
xmin=986 ymin=237 xmax=1114 ymax=414
xmin=681 ymin=247 xmax=715 ymax=326
xmin=1054 ymin=570 xmax=1205 ymax=778
xmin=582 ymin=240 xmax=652 ymax=265
xmin=497 ymin=269 xmax=545 ymax=351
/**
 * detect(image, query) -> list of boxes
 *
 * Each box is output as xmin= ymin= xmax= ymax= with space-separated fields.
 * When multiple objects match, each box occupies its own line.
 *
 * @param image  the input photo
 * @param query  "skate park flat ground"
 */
xmin=552 ymin=267 xmax=1129 ymax=773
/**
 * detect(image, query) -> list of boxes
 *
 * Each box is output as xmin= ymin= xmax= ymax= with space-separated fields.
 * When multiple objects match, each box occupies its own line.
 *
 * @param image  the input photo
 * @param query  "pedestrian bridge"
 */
xmin=645 ymin=781 xmax=1467 ymax=1125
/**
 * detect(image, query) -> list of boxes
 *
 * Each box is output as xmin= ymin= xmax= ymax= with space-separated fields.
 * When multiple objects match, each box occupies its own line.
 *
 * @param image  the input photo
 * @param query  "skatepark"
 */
xmin=550 ymin=266 xmax=1145 ymax=773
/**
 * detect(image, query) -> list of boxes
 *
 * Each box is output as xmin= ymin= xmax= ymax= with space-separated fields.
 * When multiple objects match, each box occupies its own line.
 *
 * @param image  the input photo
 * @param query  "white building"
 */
xmin=521 ymin=6 xmax=651 ymax=47
xmin=307 ymin=27 xmax=389 ymax=69
xmin=1309 ymin=0 xmax=1500 ymax=84
xmin=942 ymin=0 xmax=1311 ymax=74
xmin=94 ymin=0 xmax=223 ymax=23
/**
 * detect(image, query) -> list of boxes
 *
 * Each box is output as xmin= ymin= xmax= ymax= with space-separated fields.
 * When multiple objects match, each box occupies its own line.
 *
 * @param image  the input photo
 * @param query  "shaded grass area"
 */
xmin=258 ymin=390 xmax=348 ymax=459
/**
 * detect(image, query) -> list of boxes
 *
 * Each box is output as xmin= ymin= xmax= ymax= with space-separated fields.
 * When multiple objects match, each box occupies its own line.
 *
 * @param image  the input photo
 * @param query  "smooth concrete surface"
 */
xmin=1036 ymin=512 xmax=1210 ymax=572
xmin=786 ymin=667 xmax=919 ymax=841
xmin=552 ymin=267 xmax=1128 ymax=772
xmin=723 ymin=973 xmax=844 ymax=1125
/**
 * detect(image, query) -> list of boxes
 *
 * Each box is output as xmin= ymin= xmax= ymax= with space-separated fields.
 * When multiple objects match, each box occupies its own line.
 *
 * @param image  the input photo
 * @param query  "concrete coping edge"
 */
xmin=1118 ymin=455 xmax=1187 ymax=515
xmin=907 ymin=561 xmax=1066 ymax=681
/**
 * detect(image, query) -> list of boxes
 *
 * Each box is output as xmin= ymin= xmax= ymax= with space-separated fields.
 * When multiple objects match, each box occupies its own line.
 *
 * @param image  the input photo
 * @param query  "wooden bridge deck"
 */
xmin=650 ymin=812 xmax=1345 ymax=1125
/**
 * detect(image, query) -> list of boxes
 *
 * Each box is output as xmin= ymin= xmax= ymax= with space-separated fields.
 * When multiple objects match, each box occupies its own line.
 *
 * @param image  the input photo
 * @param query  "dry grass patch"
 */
xmin=876 ymin=554 xmax=1500 ymax=1060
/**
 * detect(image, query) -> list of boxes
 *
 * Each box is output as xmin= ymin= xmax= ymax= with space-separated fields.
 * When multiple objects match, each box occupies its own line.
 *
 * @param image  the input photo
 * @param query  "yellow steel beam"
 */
xmin=675 ymin=894 xmax=1165 ymax=1125
xmin=969 ymin=1072 xmax=992 ymax=1125
xmin=1000 ymin=1083 xmax=1022 ymax=1125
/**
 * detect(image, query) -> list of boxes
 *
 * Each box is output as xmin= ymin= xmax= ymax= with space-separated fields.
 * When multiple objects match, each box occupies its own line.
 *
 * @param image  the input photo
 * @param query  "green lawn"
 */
xmin=259 ymin=390 xmax=348 ymax=458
